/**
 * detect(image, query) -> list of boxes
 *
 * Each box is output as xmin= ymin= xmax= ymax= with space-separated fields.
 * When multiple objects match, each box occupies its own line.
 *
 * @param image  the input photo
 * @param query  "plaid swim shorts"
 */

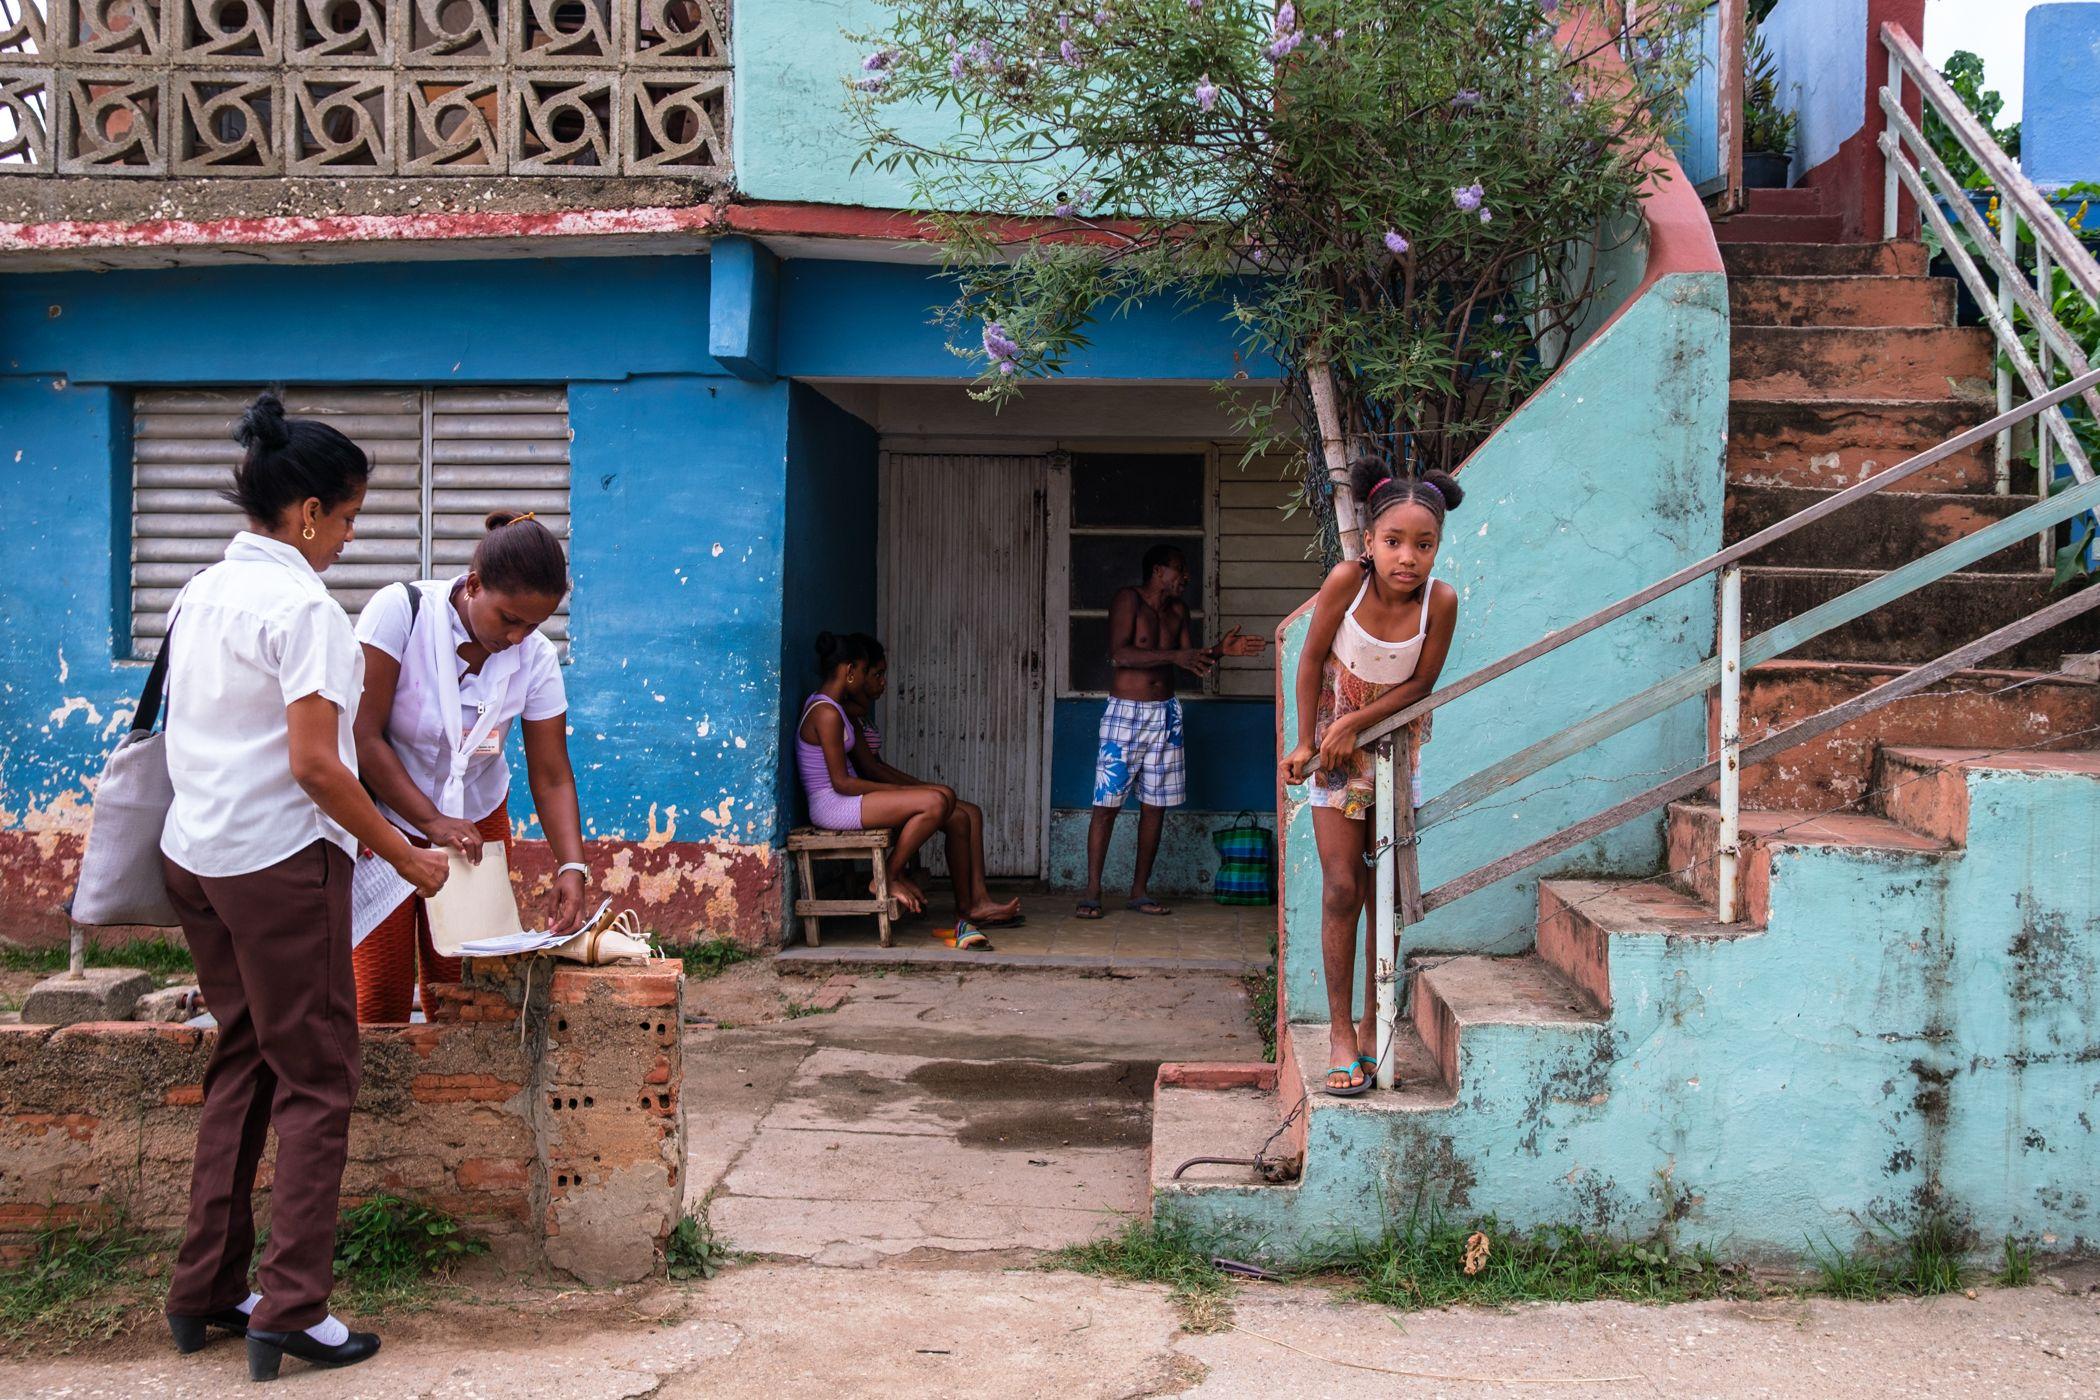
xmin=1092 ymin=698 xmax=1187 ymax=810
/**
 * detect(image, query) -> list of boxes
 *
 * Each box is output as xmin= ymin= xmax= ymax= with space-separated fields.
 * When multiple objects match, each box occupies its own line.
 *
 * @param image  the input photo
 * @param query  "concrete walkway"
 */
xmin=3 ymin=969 xmax=2096 ymax=1396
xmin=2 ymin=1263 xmax=2094 ymax=1397
xmin=690 ymin=965 xmax=1262 ymax=1264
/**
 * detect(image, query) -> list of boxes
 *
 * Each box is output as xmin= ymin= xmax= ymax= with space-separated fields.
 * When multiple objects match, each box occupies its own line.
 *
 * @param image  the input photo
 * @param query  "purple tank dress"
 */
xmin=797 ymin=693 xmax=864 ymax=829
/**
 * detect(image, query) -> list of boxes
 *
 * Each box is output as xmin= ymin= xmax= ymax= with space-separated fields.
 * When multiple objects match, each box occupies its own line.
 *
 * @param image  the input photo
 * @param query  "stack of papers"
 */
xmin=457 ymin=898 xmax=614 ymax=958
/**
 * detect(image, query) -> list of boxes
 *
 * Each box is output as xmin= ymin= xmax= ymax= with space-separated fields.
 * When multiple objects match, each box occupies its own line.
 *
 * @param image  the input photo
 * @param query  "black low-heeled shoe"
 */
xmin=166 ymin=1306 xmax=251 ymax=1354
xmin=245 ymin=1327 xmax=382 ymax=1380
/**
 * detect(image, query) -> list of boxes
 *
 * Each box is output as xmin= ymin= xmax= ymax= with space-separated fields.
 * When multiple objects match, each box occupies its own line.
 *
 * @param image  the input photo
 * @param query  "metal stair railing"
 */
xmin=1339 ymin=367 xmax=2100 ymax=1090
xmin=1878 ymin=20 xmax=2100 ymax=561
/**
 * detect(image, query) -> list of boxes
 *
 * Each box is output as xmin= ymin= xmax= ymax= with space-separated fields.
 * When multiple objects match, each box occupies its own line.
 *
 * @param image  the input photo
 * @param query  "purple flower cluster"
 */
xmin=1060 ymin=37 xmax=1079 ymax=63
xmin=1383 ymin=230 xmax=1409 ymax=256
xmin=1451 ymin=88 xmax=1481 ymax=109
xmin=861 ymin=48 xmax=898 ymax=72
xmin=1194 ymin=73 xmax=1218 ymax=112
xmin=982 ymin=323 xmax=1022 ymax=375
xmin=1057 ymin=11 xmax=1071 ymax=32
xmin=1266 ymin=2 xmax=1302 ymax=61
xmin=1452 ymin=182 xmax=1484 ymax=212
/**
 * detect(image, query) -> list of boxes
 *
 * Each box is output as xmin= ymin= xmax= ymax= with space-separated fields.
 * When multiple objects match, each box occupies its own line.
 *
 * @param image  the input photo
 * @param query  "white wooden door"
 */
xmin=880 ymin=453 xmax=1049 ymax=876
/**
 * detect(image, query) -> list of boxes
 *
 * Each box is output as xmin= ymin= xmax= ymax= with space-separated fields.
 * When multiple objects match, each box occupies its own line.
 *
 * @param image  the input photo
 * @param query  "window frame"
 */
xmin=1050 ymin=444 xmax=1222 ymax=700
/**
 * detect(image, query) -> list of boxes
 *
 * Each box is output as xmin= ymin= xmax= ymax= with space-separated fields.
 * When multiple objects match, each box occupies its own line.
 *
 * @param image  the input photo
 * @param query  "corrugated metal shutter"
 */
xmin=428 ymin=387 xmax=573 ymax=647
xmin=129 ymin=386 xmax=571 ymax=658
xmin=130 ymin=387 xmax=424 ymax=656
xmin=881 ymin=453 xmax=1049 ymax=876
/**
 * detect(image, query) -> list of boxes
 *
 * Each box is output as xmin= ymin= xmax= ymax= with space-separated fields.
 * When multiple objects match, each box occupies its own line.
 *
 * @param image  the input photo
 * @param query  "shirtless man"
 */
xmin=1077 ymin=544 xmax=1268 ymax=918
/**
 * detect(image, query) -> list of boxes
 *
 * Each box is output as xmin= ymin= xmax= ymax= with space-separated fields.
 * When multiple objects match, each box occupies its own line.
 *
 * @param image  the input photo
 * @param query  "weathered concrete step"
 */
xmin=1712 ymin=213 xmax=1847 ymax=244
xmin=1666 ymin=801 xmax=1951 ymax=928
xmin=1741 ymin=566 xmax=2100 ymax=669
xmin=1873 ymin=744 xmax=2100 ymax=843
xmin=1150 ymin=1081 xmax=1296 ymax=1193
xmin=1284 ymin=1020 xmax=1452 ymax=1113
xmin=1732 ymin=660 xmax=2100 ymax=810
xmin=1731 ymin=326 xmax=1993 ymax=401
xmin=1410 ymin=955 xmax=1600 ymax=1095
xmin=1729 ymin=397 xmax=1994 ymax=494
xmin=1726 ymin=484 xmax=2041 ymax=574
xmin=1729 ymin=274 xmax=1955 ymax=329
xmin=1742 ymin=186 xmax=1828 ymax=218
xmin=1536 ymin=879 xmax=1739 ymax=1013
xmin=1721 ymin=240 xmax=1930 ymax=278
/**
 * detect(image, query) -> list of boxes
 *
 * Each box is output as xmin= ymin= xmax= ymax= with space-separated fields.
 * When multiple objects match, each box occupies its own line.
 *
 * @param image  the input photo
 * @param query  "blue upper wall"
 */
xmin=0 ymin=257 xmax=790 ymax=852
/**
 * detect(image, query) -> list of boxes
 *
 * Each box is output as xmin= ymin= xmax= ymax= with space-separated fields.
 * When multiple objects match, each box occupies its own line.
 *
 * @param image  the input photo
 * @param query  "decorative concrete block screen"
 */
xmin=0 ymin=0 xmax=729 ymax=177
xmin=0 ymin=956 xmax=687 ymax=1285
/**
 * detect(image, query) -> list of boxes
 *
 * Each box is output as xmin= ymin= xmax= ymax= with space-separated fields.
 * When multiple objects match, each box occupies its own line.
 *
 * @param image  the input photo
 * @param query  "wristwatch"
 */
xmin=555 ymin=862 xmax=589 ymax=882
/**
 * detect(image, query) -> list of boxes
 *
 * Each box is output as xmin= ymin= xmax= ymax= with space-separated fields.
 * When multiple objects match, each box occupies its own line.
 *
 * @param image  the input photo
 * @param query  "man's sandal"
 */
xmin=1074 ymin=900 xmax=1104 ymax=920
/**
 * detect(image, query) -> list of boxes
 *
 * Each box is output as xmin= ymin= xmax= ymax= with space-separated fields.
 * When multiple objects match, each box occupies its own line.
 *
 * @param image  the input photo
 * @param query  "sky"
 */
xmin=1924 ymin=0 xmax=2040 ymax=120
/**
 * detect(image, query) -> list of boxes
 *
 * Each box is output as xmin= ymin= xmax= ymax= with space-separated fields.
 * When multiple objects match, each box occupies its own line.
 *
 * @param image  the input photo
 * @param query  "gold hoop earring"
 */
xmin=302 ymin=525 xmax=316 ymax=541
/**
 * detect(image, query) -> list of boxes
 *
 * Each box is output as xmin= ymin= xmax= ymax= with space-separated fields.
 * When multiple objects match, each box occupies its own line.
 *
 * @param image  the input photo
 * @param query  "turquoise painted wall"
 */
xmin=1277 ymin=266 xmax=1728 ymax=1018
xmin=0 ymin=258 xmax=790 ymax=854
xmin=1173 ymin=759 xmax=2100 ymax=1258
xmin=735 ymin=0 xmax=959 ymax=208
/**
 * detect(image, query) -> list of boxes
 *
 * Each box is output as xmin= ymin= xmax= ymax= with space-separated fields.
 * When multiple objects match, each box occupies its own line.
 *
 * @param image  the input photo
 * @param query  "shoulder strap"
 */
xmin=401 ymin=578 xmax=422 ymax=623
xmin=133 ymin=616 xmax=173 ymax=735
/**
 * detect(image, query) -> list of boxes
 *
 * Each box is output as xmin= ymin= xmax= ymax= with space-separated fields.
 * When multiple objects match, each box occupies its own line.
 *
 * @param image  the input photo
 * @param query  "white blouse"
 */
xmin=160 ymin=532 xmax=365 ymax=877
xmin=355 ymin=576 xmax=566 ymax=837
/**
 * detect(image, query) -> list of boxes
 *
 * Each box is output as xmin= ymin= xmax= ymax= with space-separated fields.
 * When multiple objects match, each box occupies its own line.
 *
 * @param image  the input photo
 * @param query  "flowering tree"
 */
xmin=850 ymin=0 xmax=1711 ymax=556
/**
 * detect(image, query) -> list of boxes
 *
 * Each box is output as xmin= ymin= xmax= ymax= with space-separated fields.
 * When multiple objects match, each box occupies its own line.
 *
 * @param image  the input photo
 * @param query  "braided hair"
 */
xmin=1349 ymin=458 xmax=1465 ymax=535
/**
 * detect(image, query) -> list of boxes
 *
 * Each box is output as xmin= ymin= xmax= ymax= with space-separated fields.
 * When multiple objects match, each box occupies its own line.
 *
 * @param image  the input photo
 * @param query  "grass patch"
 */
xmin=666 ymin=1208 xmax=731 ymax=1282
xmin=1049 ymin=1218 xmax=1232 ymax=1328
xmin=332 ymin=1196 xmax=486 ymax=1316
xmin=678 ymin=938 xmax=755 ymax=981
xmin=782 ymin=998 xmax=836 ymax=1019
xmin=1315 ymin=1210 xmax=1754 ymax=1310
xmin=0 ymin=937 xmax=194 ymax=978
xmin=1997 ymin=1236 xmax=2036 ymax=1288
xmin=1808 ymin=1214 xmax=1974 ymax=1300
xmin=0 ymin=1221 xmax=159 ymax=1354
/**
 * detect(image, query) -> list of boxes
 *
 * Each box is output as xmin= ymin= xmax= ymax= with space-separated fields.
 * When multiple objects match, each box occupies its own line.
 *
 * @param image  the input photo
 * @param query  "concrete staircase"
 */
xmin=1716 ymin=187 xmax=2100 ymax=806
xmin=1154 ymin=746 xmax=2100 ymax=1256
xmin=1148 ymin=195 xmax=2100 ymax=1258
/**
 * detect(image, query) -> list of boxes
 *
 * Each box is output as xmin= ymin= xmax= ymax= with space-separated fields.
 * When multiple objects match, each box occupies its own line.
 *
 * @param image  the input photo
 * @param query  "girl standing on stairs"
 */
xmin=1281 ymin=463 xmax=1463 ymax=1097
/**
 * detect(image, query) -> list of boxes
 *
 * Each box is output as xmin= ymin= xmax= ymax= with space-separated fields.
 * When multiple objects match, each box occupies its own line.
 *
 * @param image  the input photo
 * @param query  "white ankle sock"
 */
xmin=304 ymin=1315 xmax=349 ymax=1347
xmin=237 ymin=1293 xmax=260 ymax=1316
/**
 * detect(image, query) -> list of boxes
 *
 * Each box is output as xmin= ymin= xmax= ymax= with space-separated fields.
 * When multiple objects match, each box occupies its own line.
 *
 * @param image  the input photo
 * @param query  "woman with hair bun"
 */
xmin=350 ymin=508 xmax=588 ymax=1024
xmin=1281 ymin=463 xmax=1464 ymax=1098
xmin=159 ymin=392 xmax=449 ymax=1376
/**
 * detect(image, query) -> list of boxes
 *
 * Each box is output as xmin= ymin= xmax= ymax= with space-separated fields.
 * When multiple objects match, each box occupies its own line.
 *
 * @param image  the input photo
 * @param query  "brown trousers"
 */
xmin=163 ymin=841 xmax=359 ymax=1334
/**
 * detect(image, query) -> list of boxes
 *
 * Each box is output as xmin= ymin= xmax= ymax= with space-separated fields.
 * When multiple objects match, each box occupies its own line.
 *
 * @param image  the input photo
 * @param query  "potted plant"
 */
xmin=1741 ymin=21 xmax=1795 ymax=189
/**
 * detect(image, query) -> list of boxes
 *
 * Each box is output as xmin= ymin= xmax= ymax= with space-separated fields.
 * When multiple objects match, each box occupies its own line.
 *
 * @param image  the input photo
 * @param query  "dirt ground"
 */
xmin=3 ymin=967 xmax=2097 ymax=1398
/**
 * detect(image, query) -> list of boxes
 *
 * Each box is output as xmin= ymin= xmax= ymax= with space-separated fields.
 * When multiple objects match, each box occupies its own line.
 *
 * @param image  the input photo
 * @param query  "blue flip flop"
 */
xmin=1320 ymin=1060 xmax=1372 ymax=1098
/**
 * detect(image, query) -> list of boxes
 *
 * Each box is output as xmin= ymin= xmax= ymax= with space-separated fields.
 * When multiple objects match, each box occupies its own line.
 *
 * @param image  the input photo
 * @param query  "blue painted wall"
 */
xmin=1050 ymin=697 xmax=1276 ymax=812
xmin=777 ymin=382 xmax=880 ymax=825
xmin=774 ymin=260 xmax=1275 ymax=383
xmin=1761 ymin=0 xmax=1870 ymax=180
xmin=2024 ymin=4 xmax=2100 ymax=187
xmin=0 ymin=257 xmax=791 ymax=859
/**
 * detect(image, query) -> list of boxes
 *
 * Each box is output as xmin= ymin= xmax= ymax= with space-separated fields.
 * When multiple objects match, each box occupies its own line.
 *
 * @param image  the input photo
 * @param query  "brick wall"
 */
xmin=0 ymin=958 xmax=685 ymax=1286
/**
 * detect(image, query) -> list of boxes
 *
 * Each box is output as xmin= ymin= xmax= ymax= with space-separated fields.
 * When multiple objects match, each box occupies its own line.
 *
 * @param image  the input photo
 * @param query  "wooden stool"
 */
xmin=787 ymin=827 xmax=895 ymax=947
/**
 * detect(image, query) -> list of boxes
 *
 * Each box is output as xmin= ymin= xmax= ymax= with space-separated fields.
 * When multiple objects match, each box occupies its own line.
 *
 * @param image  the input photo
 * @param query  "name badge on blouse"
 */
xmin=473 ymin=723 xmax=505 ymax=758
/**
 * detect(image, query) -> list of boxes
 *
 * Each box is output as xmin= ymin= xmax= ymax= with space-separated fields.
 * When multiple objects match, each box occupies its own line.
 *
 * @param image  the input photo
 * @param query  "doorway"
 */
xmin=878 ymin=452 xmax=1051 ymax=877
